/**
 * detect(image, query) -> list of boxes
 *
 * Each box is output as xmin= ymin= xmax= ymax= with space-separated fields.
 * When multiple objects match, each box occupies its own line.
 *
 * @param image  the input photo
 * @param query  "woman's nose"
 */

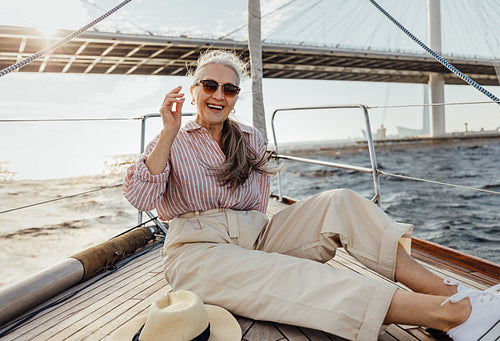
xmin=212 ymin=85 xmax=225 ymax=99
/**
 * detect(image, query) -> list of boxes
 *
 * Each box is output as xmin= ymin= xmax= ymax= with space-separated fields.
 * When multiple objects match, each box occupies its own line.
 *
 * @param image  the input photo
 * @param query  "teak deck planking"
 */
xmin=1 ymin=199 xmax=498 ymax=340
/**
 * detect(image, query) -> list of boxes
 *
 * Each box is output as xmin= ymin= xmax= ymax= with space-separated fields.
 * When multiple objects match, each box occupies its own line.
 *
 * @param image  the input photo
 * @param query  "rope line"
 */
xmin=369 ymin=0 xmax=500 ymax=106
xmin=111 ymin=217 xmax=157 ymax=239
xmin=81 ymin=0 xmax=153 ymax=36
xmin=368 ymin=100 xmax=500 ymax=110
xmin=0 ymin=184 xmax=123 ymax=215
xmin=0 ymin=0 xmax=133 ymax=78
xmin=379 ymin=171 xmax=500 ymax=195
xmin=219 ymin=0 xmax=300 ymax=40
xmin=0 ymin=117 xmax=141 ymax=123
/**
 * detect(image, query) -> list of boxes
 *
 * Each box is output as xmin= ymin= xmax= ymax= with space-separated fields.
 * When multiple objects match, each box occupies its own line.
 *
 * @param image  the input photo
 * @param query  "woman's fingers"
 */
xmin=173 ymin=97 xmax=185 ymax=115
xmin=160 ymin=87 xmax=184 ymax=112
xmin=159 ymin=86 xmax=185 ymax=131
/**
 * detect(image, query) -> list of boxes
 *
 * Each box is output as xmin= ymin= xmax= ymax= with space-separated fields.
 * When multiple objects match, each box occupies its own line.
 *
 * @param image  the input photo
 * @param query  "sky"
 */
xmin=0 ymin=0 xmax=499 ymax=179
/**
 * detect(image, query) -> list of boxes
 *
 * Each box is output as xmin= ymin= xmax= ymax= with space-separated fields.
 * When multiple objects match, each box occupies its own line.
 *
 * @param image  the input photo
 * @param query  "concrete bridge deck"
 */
xmin=1 ymin=25 xmax=498 ymax=85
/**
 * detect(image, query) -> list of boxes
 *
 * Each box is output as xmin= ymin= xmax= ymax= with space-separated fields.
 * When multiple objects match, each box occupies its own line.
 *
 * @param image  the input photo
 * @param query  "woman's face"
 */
xmin=190 ymin=63 xmax=239 ymax=129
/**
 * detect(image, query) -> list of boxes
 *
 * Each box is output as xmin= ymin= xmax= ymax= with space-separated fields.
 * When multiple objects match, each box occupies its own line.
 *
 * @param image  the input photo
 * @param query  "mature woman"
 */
xmin=124 ymin=50 xmax=498 ymax=341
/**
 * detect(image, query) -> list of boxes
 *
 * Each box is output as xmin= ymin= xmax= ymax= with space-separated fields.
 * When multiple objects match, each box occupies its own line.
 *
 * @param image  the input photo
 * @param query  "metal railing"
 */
xmin=137 ymin=113 xmax=194 ymax=230
xmin=271 ymin=105 xmax=382 ymax=206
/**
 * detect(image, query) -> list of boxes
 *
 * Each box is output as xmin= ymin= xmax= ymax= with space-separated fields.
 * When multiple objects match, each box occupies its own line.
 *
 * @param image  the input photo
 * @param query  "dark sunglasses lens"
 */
xmin=223 ymin=85 xmax=239 ymax=97
xmin=200 ymin=80 xmax=239 ymax=97
xmin=202 ymin=80 xmax=218 ymax=93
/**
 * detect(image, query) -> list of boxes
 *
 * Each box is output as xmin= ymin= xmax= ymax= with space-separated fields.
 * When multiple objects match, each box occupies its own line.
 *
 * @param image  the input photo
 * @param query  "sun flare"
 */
xmin=0 ymin=0 xmax=89 ymax=36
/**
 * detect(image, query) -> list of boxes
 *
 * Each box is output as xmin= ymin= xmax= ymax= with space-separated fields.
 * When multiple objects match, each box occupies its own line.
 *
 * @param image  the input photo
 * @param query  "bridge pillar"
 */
xmin=428 ymin=73 xmax=445 ymax=136
xmin=427 ymin=0 xmax=445 ymax=136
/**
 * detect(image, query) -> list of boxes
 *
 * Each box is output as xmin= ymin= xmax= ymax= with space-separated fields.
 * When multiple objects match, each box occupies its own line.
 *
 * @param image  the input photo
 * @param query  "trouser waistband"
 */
xmin=177 ymin=208 xmax=232 ymax=219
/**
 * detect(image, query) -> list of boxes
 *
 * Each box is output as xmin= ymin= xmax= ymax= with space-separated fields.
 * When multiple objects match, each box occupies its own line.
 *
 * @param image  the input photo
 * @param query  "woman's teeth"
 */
xmin=207 ymin=104 xmax=223 ymax=110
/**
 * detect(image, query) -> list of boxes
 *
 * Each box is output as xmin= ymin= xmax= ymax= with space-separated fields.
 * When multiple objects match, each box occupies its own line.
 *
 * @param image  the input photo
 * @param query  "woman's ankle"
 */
xmin=441 ymin=298 xmax=471 ymax=332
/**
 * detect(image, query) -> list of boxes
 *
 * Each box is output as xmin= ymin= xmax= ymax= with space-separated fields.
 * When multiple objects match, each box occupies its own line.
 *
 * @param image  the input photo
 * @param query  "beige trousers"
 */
xmin=161 ymin=189 xmax=413 ymax=340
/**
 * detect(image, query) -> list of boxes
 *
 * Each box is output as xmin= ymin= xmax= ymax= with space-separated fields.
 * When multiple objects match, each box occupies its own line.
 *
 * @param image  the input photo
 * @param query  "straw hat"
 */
xmin=107 ymin=290 xmax=241 ymax=340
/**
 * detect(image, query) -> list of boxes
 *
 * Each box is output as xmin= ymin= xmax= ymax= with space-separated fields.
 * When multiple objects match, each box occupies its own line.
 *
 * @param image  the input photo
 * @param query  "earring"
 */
xmin=191 ymin=99 xmax=195 ymax=105
xmin=230 ymin=109 xmax=236 ymax=114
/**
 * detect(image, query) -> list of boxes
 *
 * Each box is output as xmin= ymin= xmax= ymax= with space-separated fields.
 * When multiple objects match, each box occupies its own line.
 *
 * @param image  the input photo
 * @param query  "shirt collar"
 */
xmin=184 ymin=120 xmax=202 ymax=132
xmin=185 ymin=120 xmax=253 ymax=134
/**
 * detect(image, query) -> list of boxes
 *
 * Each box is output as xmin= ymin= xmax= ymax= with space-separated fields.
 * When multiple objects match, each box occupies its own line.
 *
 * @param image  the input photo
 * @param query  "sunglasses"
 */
xmin=195 ymin=79 xmax=241 ymax=98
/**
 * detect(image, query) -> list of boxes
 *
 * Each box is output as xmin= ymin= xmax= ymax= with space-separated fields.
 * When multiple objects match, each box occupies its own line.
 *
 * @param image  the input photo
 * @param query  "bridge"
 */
xmin=0 ymin=25 xmax=498 ymax=86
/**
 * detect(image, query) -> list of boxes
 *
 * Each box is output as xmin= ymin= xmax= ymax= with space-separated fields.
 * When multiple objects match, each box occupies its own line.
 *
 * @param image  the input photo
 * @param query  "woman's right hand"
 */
xmin=145 ymin=86 xmax=185 ymax=175
xmin=159 ymin=86 xmax=185 ymax=135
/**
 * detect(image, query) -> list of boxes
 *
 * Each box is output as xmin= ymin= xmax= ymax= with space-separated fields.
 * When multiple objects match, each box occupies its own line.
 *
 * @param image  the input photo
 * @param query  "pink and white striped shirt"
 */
xmin=123 ymin=120 xmax=270 ymax=221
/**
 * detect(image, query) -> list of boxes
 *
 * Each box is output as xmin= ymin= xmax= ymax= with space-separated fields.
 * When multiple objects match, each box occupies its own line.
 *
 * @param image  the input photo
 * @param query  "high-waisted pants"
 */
xmin=161 ymin=189 xmax=413 ymax=340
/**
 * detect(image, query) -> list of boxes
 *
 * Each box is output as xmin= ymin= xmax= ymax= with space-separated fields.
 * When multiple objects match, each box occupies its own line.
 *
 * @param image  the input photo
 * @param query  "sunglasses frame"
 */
xmin=195 ymin=79 xmax=241 ymax=97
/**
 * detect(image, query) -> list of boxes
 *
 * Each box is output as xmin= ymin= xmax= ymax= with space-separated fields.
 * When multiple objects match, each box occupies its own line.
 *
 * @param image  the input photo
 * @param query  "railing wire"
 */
xmin=378 ymin=170 xmax=500 ymax=195
xmin=368 ymin=100 xmax=500 ymax=110
xmin=0 ymin=184 xmax=123 ymax=215
xmin=0 ymin=117 xmax=141 ymax=123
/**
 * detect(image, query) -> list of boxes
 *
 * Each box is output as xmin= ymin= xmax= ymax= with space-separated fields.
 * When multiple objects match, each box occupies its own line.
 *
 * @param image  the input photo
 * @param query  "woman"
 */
xmin=124 ymin=50 xmax=499 ymax=341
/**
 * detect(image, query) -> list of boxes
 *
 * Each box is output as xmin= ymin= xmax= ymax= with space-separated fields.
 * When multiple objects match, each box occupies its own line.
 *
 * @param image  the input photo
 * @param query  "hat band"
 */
xmin=191 ymin=324 xmax=211 ymax=341
xmin=131 ymin=323 xmax=211 ymax=341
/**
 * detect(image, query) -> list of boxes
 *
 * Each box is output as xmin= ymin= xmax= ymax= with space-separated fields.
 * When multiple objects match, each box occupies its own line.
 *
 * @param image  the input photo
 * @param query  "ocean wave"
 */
xmin=0 ymin=219 xmax=87 ymax=238
xmin=482 ymin=183 xmax=500 ymax=190
xmin=311 ymin=169 xmax=339 ymax=178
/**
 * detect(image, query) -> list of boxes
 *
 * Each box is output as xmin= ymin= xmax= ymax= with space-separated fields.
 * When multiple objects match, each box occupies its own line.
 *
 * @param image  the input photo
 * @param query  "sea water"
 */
xmin=272 ymin=138 xmax=500 ymax=264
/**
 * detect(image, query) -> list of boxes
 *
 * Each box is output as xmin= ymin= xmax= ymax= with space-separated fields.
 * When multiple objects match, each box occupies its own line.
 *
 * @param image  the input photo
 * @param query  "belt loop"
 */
xmin=225 ymin=210 xmax=239 ymax=239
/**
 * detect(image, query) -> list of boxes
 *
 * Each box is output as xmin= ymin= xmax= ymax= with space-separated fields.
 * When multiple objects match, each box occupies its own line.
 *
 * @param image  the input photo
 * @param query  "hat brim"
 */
xmin=205 ymin=305 xmax=242 ymax=340
xmin=105 ymin=305 xmax=241 ymax=341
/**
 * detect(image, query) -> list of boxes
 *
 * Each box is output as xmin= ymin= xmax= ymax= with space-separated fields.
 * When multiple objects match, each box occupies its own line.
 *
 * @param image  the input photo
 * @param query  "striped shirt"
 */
xmin=123 ymin=120 xmax=270 ymax=221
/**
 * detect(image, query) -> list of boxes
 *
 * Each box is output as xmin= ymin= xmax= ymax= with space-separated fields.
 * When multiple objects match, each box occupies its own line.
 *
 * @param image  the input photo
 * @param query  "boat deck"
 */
xmin=1 ymin=199 xmax=498 ymax=340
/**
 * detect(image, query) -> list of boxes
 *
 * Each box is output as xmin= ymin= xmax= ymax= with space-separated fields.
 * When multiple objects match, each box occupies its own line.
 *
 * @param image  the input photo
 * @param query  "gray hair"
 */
xmin=189 ymin=50 xmax=248 ymax=85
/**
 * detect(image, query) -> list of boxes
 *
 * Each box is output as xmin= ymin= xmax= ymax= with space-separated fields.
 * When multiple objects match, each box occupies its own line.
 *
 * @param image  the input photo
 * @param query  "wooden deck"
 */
xmin=1 ymin=199 xmax=498 ymax=340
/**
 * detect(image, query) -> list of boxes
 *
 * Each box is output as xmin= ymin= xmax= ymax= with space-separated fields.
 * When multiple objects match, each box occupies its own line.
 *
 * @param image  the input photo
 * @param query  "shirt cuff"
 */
xmin=134 ymin=155 xmax=170 ymax=183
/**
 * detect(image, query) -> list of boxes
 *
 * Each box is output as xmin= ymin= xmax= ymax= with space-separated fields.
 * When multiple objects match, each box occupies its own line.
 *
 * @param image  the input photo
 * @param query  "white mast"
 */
xmin=248 ymin=0 xmax=267 ymax=141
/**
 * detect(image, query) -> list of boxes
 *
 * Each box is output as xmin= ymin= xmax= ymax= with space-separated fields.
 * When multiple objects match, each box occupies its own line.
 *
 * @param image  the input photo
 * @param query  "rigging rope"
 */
xmin=0 ymin=117 xmax=141 ymax=123
xmin=0 ymin=184 xmax=123 ymax=215
xmin=219 ymin=0 xmax=300 ymax=40
xmin=378 ymin=171 xmax=500 ymax=196
xmin=368 ymin=100 xmax=500 ymax=109
xmin=369 ymin=0 xmax=500 ymax=106
xmin=0 ymin=0 xmax=133 ymax=78
xmin=81 ymin=0 xmax=153 ymax=35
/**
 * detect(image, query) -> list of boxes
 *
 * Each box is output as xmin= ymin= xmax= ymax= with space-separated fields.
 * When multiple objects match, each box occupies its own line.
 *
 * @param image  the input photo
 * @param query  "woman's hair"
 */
xmin=190 ymin=50 xmax=272 ymax=190
xmin=188 ymin=50 xmax=248 ymax=85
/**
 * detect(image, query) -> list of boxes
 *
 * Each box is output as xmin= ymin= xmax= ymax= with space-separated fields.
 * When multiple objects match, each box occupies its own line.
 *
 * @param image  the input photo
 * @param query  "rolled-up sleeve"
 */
xmin=123 ymin=135 xmax=171 ymax=212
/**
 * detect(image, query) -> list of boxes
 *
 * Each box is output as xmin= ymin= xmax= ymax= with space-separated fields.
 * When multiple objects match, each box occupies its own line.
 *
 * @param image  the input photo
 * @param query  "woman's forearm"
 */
xmin=145 ymin=128 xmax=177 ymax=175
